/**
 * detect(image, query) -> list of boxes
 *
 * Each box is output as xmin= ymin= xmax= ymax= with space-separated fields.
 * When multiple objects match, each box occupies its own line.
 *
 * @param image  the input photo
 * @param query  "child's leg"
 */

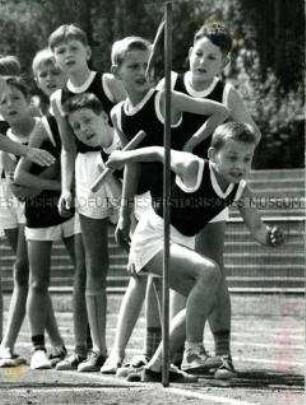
xmin=144 ymin=243 xmax=221 ymax=372
xmin=112 ymin=276 xmax=147 ymax=360
xmin=195 ymin=222 xmax=231 ymax=356
xmin=78 ymin=214 xmax=108 ymax=371
xmin=0 ymin=226 xmax=28 ymax=354
xmin=143 ymin=275 xmax=162 ymax=361
xmin=63 ymin=233 xmax=89 ymax=357
xmin=27 ymin=240 xmax=53 ymax=348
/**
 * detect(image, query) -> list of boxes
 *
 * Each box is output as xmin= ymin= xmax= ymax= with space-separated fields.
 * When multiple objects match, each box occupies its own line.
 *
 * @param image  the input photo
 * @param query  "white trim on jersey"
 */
xmin=184 ymin=72 xmax=219 ymax=98
xmin=154 ymin=90 xmax=182 ymax=127
xmin=41 ymin=116 xmax=56 ymax=147
xmin=66 ymin=71 xmax=96 ymax=93
xmin=175 ymin=158 xmax=205 ymax=193
xmin=209 ymin=160 xmax=235 ymax=198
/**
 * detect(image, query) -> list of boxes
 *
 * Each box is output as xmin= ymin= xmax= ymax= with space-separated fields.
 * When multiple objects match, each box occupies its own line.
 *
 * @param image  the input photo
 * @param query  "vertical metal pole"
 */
xmin=162 ymin=0 xmax=172 ymax=388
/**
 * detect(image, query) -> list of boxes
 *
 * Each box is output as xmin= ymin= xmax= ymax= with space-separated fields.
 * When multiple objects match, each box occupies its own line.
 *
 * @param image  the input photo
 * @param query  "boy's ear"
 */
xmin=111 ymin=64 xmax=119 ymax=78
xmin=222 ymin=54 xmax=231 ymax=68
xmin=86 ymin=46 xmax=92 ymax=61
xmin=207 ymin=146 xmax=216 ymax=162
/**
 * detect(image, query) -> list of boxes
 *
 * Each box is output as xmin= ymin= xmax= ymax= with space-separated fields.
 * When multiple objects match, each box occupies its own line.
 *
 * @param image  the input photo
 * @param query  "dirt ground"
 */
xmin=0 ymin=294 xmax=304 ymax=405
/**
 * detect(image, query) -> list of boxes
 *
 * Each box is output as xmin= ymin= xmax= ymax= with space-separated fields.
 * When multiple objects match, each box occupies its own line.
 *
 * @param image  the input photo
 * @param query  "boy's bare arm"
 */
xmin=14 ymin=124 xmax=60 ymax=191
xmin=115 ymin=163 xmax=139 ymax=251
xmin=227 ymin=86 xmax=261 ymax=144
xmin=237 ymin=185 xmax=284 ymax=246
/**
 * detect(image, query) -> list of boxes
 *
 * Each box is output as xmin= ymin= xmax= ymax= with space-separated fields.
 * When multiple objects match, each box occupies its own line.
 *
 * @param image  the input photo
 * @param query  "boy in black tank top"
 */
xmin=158 ymin=23 xmax=262 ymax=378
xmin=99 ymin=36 xmax=228 ymax=375
xmin=106 ymin=122 xmax=284 ymax=381
xmin=48 ymin=24 xmax=126 ymax=372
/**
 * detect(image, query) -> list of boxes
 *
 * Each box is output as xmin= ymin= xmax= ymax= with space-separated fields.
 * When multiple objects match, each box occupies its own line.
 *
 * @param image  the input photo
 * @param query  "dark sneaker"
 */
xmin=48 ymin=345 xmax=67 ymax=367
xmin=77 ymin=350 xmax=106 ymax=372
xmin=141 ymin=364 xmax=198 ymax=383
xmin=116 ymin=354 xmax=149 ymax=379
xmin=56 ymin=353 xmax=86 ymax=371
xmin=214 ymin=355 xmax=237 ymax=380
xmin=181 ymin=347 xmax=222 ymax=374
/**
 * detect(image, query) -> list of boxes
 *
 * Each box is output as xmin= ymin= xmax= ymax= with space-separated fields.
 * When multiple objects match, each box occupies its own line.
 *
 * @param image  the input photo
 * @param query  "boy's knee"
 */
xmin=30 ymin=278 xmax=49 ymax=294
xmin=14 ymin=261 xmax=29 ymax=288
xmin=202 ymin=261 xmax=221 ymax=285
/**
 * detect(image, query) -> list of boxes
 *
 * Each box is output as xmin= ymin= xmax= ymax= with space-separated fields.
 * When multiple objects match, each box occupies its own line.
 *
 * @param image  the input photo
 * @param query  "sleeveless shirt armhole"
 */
xmin=234 ymin=179 xmax=247 ymax=201
xmin=111 ymin=103 xmax=123 ymax=133
xmin=175 ymin=158 xmax=205 ymax=193
xmin=50 ymin=89 xmax=65 ymax=117
xmin=156 ymin=71 xmax=178 ymax=91
xmin=154 ymin=91 xmax=182 ymax=127
xmin=222 ymin=82 xmax=233 ymax=106
xmin=41 ymin=116 xmax=56 ymax=147
xmin=102 ymin=73 xmax=116 ymax=103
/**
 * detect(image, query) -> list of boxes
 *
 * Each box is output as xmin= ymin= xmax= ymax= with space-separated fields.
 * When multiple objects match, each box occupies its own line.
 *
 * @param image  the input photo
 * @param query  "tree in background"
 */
xmin=0 ymin=0 xmax=303 ymax=168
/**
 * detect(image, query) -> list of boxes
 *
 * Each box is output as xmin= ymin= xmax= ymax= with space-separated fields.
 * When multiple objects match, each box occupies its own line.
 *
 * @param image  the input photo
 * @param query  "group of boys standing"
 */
xmin=0 ymin=21 xmax=283 ymax=383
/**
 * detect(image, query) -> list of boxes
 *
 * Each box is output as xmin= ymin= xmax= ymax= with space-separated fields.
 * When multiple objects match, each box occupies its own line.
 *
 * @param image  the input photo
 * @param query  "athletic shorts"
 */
xmin=25 ymin=214 xmax=81 ymax=242
xmin=0 ymin=179 xmax=25 ymax=229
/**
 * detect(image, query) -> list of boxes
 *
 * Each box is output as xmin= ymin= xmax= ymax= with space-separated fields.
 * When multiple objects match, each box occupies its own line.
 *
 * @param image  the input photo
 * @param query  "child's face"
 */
xmin=53 ymin=39 xmax=90 ymax=74
xmin=209 ymin=140 xmax=255 ymax=186
xmin=35 ymin=63 xmax=66 ymax=97
xmin=68 ymin=108 xmax=108 ymax=148
xmin=189 ymin=37 xmax=225 ymax=83
xmin=0 ymin=85 xmax=29 ymax=124
xmin=114 ymin=49 xmax=152 ymax=98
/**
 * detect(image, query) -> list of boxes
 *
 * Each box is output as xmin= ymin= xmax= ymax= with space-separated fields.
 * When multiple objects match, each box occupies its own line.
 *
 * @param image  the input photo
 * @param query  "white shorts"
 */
xmin=209 ymin=207 xmax=229 ymax=223
xmin=0 ymin=179 xmax=25 ymax=230
xmin=75 ymin=152 xmax=119 ymax=220
xmin=130 ymin=210 xmax=196 ymax=273
xmin=25 ymin=214 xmax=81 ymax=241
xmin=134 ymin=191 xmax=153 ymax=221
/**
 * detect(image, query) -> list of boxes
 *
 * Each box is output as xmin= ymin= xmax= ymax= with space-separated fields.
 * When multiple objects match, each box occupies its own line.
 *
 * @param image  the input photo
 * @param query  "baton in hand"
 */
xmin=90 ymin=130 xmax=146 ymax=193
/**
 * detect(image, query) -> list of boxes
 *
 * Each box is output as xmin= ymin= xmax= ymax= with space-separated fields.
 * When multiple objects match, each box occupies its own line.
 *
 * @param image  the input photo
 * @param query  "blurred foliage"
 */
xmin=0 ymin=0 xmax=304 ymax=168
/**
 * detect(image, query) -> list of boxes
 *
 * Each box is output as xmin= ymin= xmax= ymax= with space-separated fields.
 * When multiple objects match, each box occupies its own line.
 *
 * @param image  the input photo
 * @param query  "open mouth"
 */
xmin=8 ymin=111 xmax=18 ymax=117
xmin=66 ymin=60 xmax=76 ymax=67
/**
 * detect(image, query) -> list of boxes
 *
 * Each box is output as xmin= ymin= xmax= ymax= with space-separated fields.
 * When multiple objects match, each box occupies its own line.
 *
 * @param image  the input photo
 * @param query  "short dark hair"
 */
xmin=111 ymin=36 xmax=152 ymax=65
xmin=194 ymin=23 xmax=232 ymax=55
xmin=2 ymin=76 xmax=29 ymax=99
xmin=211 ymin=122 xmax=257 ymax=151
xmin=63 ymin=92 xmax=104 ymax=116
xmin=48 ymin=24 xmax=88 ymax=50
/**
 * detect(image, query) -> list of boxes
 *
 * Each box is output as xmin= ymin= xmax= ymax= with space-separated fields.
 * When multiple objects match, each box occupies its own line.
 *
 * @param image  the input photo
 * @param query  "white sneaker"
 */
xmin=0 ymin=346 xmax=27 ymax=367
xmin=30 ymin=350 xmax=52 ymax=370
xmin=100 ymin=353 xmax=123 ymax=374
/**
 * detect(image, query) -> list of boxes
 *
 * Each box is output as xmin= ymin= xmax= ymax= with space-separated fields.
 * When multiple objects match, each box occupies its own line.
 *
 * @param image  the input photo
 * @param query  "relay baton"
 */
xmin=90 ymin=130 xmax=146 ymax=193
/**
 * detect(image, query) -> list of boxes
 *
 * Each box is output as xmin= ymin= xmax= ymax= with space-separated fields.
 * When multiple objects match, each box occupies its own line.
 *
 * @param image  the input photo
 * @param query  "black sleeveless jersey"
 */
xmin=116 ymin=89 xmax=182 ymax=197
xmin=61 ymin=72 xmax=116 ymax=154
xmin=174 ymin=73 xmax=226 ymax=158
xmin=25 ymin=114 xmax=73 ymax=228
xmin=154 ymin=159 xmax=242 ymax=236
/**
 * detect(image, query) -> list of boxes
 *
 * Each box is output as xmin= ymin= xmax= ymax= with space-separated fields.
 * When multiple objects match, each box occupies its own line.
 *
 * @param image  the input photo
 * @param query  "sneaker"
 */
xmin=100 ymin=353 xmax=123 ymax=374
xmin=77 ymin=350 xmax=106 ymax=372
xmin=48 ymin=345 xmax=67 ymax=367
xmin=116 ymin=355 xmax=149 ymax=379
xmin=181 ymin=346 xmax=222 ymax=374
xmin=56 ymin=353 xmax=86 ymax=371
xmin=141 ymin=364 xmax=198 ymax=383
xmin=214 ymin=355 xmax=237 ymax=380
xmin=30 ymin=349 xmax=52 ymax=370
xmin=0 ymin=347 xmax=27 ymax=367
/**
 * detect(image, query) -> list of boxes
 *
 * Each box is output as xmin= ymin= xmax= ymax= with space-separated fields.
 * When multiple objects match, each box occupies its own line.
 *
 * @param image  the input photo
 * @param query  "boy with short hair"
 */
xmin=157 ymin=22 xmax=262 ymax=377
xmin=48 ymin=24 xmax=126 ymax=372
xmin=106 ymin=121 xmax=284 ymax=382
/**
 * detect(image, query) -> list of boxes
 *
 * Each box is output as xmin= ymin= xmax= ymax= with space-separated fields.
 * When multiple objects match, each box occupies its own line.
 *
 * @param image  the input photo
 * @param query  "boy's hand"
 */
xmin=58 ymin=191 xmax=74 ymax=218
xmin=127 ymin=259 xmax=138 ymax=278
xmin=115 ymin=214 xmax=131 ymax=252
xmin=106 ymin=151 xmax=126 ymax=170
xmin=26 ymin=147 xmax=55 ymax=167
xmin=266 ymin=226 xmax=284 ymax=247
